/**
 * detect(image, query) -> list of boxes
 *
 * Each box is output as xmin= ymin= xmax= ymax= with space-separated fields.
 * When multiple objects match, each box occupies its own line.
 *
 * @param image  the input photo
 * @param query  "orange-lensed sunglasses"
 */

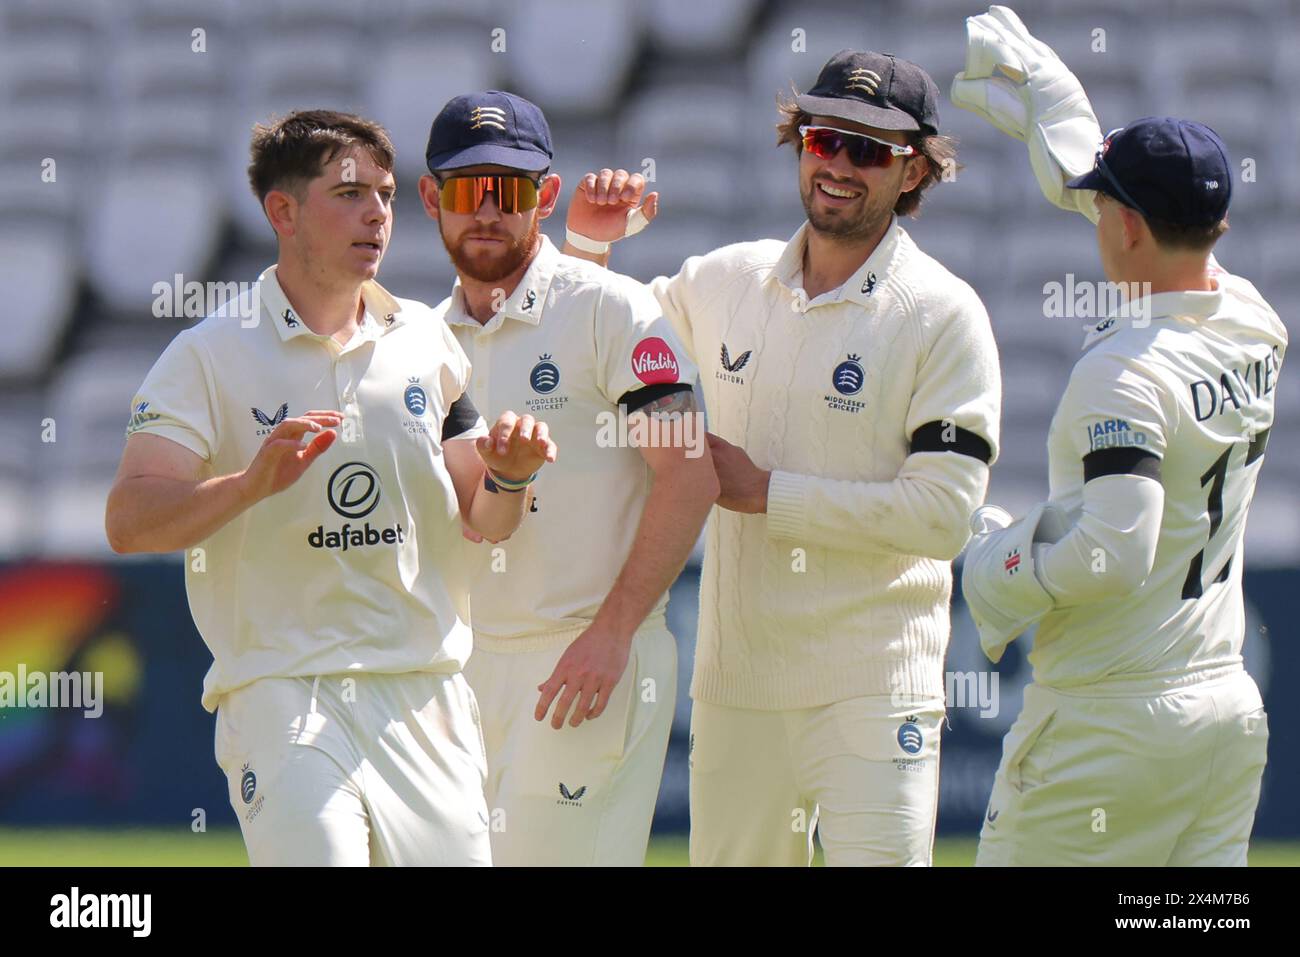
xmin=437 ymin=174 xmax=543 ymax=214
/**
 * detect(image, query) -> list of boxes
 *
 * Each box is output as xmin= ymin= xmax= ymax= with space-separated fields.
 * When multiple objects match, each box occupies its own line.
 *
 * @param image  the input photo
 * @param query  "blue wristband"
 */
xmin=485 ymin=469 xmax=537 ymax=493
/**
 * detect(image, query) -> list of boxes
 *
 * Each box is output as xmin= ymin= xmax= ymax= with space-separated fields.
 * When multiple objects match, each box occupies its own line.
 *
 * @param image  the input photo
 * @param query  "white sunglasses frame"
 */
xmin=798 ymin=124 xmax=917 ymax=159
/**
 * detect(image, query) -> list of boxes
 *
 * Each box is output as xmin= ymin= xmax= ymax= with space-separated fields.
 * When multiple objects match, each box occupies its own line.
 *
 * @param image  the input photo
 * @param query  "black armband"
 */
xmin=909 ymin=420 xmax=993 ymax=463
xmin=617 ymin=382 xmax=693 ymax=414
xmin=442 ymin=393 xmax=483 ymax=441
xmin=1082 ymin=447 xmax=1162 ymax=482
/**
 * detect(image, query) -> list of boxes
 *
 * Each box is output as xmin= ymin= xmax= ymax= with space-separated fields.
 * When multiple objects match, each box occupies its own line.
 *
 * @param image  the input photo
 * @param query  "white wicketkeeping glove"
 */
xmin=950 ymin=5 xmax=1103 ymax=223
xmin=961 ymin=501 xmax=1073 ymax=664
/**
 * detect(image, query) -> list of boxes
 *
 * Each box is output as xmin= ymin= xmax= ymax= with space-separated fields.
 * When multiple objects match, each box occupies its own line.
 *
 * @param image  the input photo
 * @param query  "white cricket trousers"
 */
xmin=688 ymin=694 xmax=947 ymax=866
xmin=977 ymin=668 xmax=1269 ymax=866
xmin=464 ymin=616 xmax=677 ymax=866
xmin=214 ymin=671 xmax=492 ymax=866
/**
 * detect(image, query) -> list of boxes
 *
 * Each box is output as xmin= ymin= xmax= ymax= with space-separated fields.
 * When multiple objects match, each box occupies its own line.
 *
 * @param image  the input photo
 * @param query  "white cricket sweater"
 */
xmin=648 ymin=219 xmax=1002 ymax=709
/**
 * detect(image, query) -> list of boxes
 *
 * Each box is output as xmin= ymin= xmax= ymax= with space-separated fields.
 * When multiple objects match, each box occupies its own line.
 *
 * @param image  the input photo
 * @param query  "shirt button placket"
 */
xmin=473 ymin=337 xmax=490 ymax=414
xmin=337 ymin=355 xmax=359 ymax=439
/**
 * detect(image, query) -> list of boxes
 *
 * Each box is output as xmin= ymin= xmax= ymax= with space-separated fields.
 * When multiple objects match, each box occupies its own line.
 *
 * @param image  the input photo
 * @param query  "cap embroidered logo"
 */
xmin=470 ymin=106 xmax=506 ymax=132
xmin=846 ymin=68 xmax=882 ymax=95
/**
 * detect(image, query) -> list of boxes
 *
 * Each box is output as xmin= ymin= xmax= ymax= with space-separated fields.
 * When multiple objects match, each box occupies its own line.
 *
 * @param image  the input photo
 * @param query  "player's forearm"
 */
xmin=1035 ymin=475 xmax=1164 ymax=606
xmin=105 ymin=471 xmax=257 ymax=554
xmin=592 ymin=459 xmax=718 ymax=640
xmin=766 ymin=453 xmax=988 ymax=561
xmin=465 ymin=474 xmax=533 ymax=543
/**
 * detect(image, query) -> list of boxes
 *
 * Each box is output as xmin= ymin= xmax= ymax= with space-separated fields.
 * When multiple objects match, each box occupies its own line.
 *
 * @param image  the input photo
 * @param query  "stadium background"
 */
xmin=1 ymin=0 xmax=1296 ymax=865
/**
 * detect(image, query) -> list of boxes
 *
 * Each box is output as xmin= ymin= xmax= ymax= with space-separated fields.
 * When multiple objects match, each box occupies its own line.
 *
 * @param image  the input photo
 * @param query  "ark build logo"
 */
xmin=307 ymin=461 xmax=406 ymax=551
xmin=1084 ymin=417 xmax=1148 ymax=452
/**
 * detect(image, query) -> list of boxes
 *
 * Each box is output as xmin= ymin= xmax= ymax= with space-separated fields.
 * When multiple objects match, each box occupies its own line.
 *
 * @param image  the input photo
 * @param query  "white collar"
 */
xmin=763 ymin=216 xmax=898 ymax=308
xmin=1082 ymin=277 xmax=1224 ymax=350
xmin=443 ymin=235 xmax=561 ymax=333
xmin=257 ymin=265 xmax=405 ymax=342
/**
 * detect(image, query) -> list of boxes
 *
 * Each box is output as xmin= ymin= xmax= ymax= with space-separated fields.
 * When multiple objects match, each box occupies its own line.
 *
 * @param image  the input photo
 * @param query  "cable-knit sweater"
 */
xmin=648 ymin=218 xmax=1002 ymax=709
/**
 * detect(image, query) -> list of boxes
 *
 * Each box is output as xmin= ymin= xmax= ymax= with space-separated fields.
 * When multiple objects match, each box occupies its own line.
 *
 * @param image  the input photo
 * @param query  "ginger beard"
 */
xmin=439 ymin=214 xmax=540 ymax=284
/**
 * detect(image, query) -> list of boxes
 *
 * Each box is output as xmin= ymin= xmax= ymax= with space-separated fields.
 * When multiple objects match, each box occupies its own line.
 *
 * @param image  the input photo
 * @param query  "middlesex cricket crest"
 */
xmin=825 ymin=353 xmax=867 ymax=413
xmin=402 ymin=376 xmax=432 ymax=435
xmin=241 ymin=762 xmax=266 ymax=823
xmin=527 ymin=355 xmax=569 ymax=414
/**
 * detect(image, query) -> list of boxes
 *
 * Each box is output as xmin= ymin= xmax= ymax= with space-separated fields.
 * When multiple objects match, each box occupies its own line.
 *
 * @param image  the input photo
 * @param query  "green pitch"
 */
xmin=1 ymin=830 xmax=1298 ymax=866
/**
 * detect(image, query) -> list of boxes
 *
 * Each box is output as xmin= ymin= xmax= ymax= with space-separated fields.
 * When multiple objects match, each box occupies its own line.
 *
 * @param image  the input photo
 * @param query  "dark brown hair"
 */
xmin=775 ymin=93 xmax=958 ymax=218
xmin=1145 ymin=216 xmax=1229 ymax=253
xmin=247 ymin=109 xmax=395 ymax=204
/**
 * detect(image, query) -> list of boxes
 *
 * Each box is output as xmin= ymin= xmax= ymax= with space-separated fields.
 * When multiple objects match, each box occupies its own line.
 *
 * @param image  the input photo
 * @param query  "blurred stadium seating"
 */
xmin=0 ymin=0 xmax=1296 ymax=844
xmin=1 ymin=0 xmax=1293 ymax=558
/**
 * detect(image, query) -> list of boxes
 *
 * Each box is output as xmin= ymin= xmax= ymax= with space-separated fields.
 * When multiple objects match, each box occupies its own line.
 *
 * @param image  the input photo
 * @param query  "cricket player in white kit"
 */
xmin=566 ymin=53 xmax=1002 ymax=866
xmin=105 ymin=110 xmax=557 ymax=866
xmin=417 ymin=92 xmax=718 ymax=866
xmin=952 ymin=7 xmax=1286 ymax=866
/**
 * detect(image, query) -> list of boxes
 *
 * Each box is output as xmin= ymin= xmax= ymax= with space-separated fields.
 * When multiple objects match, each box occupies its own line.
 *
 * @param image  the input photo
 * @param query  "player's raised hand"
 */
xmin=566 ymin=168 xmax=658 ymax=244
xmin=239 ymin=411 xmax=343 ymax=502
xmin=476 ymin=411 xmax=557 ymax=482
xmin=535 ymin=624 xmax=631 ymax=729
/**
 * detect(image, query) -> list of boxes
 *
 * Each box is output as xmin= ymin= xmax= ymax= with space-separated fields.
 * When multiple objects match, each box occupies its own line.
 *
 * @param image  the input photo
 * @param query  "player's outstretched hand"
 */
xmin=567 ymin=168 xmax=658 ymax=244
xmin=476 ymin=411 xmax=557 ymax=482
xmin=239 ymin=411 xmax=342 ymax=503
xmin=535 ymin=625 xmax=631 ymax=729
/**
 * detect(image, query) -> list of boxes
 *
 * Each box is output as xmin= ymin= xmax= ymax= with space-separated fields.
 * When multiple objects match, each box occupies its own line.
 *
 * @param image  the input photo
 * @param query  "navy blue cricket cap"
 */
xmin=425 ymin=90 xmax=553 ymax=175
xmin=795 ymin=50 xmax=941 ymax=136
xmin=1067 ymin=117 xmax=1231 ymax=226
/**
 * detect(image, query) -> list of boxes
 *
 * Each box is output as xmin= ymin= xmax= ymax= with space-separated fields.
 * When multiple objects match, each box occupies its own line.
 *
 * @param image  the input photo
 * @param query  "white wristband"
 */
xmin=565 ymin=206 xmax=652 ymax=255
xmin=565 ymin=229 xmax=611 ymax=254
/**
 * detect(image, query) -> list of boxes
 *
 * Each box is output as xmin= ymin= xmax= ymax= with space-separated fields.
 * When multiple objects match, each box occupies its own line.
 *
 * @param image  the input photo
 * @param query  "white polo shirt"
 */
xmin=439 ymin=236 xmax=698 ymax=638
xmin=1032 ymin=269 xmax=1287 ymax=688
xmin=127 ymin=266 xmax=487 ymax=711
